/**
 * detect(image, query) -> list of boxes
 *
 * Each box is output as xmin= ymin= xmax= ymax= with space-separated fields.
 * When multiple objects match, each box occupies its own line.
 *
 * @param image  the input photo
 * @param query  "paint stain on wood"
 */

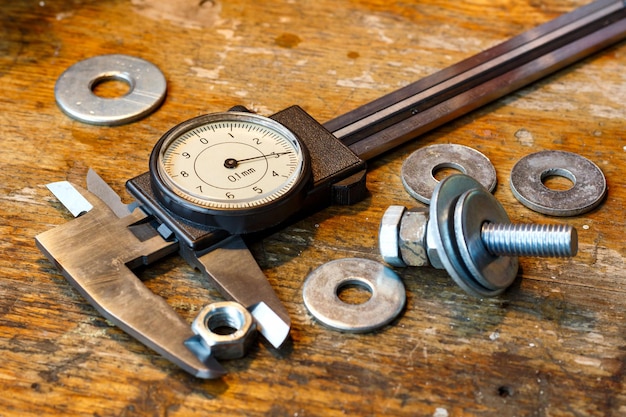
xmin=275 ymin=33 xmax=301 ymax=48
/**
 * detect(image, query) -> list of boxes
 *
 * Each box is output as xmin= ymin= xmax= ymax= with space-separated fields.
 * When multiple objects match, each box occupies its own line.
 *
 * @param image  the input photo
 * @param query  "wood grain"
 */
xmin=1 ymin=0 xmax=625 ymax=415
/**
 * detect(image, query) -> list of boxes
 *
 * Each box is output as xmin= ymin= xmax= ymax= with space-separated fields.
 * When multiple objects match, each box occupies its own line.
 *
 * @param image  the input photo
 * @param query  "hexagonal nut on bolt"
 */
xmin=379 ymin=206 xmax=430 ymax=267
xmin=398 ymin=207 xmax=430 ymax=267
xmin=191 ymin=301 xmax=257 ymax=360
xmin=379 ymin=205 xmax=407 ymax=267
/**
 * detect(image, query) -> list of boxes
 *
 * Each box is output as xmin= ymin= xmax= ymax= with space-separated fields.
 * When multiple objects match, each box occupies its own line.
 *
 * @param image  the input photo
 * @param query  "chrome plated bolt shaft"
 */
xmin=481 ymin=223 xmax=577 ymax=258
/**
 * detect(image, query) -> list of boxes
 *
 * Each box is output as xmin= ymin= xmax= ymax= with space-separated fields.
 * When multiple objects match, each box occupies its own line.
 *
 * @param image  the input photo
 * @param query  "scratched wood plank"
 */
xmin=0 ymin=0 xmax=625 ymax=416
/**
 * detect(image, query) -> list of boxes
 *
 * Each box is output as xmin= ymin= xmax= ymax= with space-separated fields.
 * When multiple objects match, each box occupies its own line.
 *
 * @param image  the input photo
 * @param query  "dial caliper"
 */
xmin=36 ymin=0 xmax=626 ymax=378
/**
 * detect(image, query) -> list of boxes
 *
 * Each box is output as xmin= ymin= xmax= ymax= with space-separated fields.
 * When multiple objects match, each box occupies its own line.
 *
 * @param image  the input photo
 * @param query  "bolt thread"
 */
xmin=481 ymin=223 xmax=578 ymax=258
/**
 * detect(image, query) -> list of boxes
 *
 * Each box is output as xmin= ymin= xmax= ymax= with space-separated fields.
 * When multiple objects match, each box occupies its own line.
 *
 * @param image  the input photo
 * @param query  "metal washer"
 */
xmin=302 ymin=258 xmax=406 ymax=333
xmin=428 ymin=175 xmax=506 ymax=298
xmin=402 ymin=144 xmax=497 ymax=204
xmin=453 ymin=188 xmax=518 ymax=290
xmin=510 ymin=150 xmax=607 ymax=216
xmin=55 ymin=54 xmax=167 ymax=125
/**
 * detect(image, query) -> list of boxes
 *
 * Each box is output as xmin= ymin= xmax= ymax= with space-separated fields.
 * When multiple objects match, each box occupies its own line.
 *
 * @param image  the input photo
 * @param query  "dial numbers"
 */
xmin=157 ymin=115 xmax=305 ymax=210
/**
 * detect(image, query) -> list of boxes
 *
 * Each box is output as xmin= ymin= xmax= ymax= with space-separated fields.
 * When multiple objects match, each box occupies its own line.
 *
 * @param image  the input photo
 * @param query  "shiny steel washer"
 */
xmin=454 ymin=188 xmax=518 ymax=290
xmin=428 ymin=175 xmax=505 ymax=298
xmin=402 ymin=144 xmax=497 ymax=204
xmin=510 ymin=150 xmax=607 ymax=216
xmin=55 ymin=54 xmax=167 ymax=125
xmin=302 ymin=258 xmax=405 ymax=333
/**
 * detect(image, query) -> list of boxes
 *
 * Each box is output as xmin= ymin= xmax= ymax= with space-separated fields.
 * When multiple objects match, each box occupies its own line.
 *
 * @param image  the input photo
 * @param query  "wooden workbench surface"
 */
xmin=1 ymin=0 xmax=625 ymax=415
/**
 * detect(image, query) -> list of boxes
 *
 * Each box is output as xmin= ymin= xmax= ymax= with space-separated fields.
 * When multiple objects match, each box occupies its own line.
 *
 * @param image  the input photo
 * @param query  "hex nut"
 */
xmin=191 ymin=301 xmax=257 ymax=360
xmin=425 ymin=214 xmax=445 ymax=269
xmin=379 ymin=206 xmax=407 ymax=267
xmin=398 ymin=208 xmax=430 ymax=267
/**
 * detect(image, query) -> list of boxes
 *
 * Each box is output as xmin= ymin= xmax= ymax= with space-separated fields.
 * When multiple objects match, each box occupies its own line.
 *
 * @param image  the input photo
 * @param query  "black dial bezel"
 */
xmin=149 ymin=112 xmax=312 ymax=234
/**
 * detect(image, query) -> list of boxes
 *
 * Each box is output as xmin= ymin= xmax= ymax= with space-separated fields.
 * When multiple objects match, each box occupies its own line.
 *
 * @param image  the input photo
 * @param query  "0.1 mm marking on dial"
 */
xmin=157 ymin=116 xmax=305 ymax=210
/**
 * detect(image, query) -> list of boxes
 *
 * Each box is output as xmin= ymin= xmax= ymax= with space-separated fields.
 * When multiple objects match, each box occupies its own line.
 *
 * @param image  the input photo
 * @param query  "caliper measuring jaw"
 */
xmin=35 ymin=171 xmax=289 ymax=378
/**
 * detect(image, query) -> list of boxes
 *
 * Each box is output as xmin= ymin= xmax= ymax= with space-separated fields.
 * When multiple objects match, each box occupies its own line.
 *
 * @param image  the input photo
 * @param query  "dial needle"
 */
xmin=224 ymin=151 xmax=292 ymax=168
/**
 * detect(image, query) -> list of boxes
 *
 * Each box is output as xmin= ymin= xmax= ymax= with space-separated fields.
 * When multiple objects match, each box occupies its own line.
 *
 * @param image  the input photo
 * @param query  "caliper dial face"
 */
xmin=155 ymin=112 xmax=306 ymax=211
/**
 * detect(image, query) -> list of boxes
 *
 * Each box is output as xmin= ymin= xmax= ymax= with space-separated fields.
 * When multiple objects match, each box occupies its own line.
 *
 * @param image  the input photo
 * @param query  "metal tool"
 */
xmin=510 ymin=150 xmax=607 ymax=216
xmin=401 ymin=144 xmax=496 ymax=204
xmin=36 ymin=174 xmax=287 ymax=376
xmin=379 ymin=175 xmax=578 ymax=297
xmin=125 ymin=105 xmax=367 ymax=346
xmin=37 ymin=0 xmax=625 ymax=377
xmin=55 ymin=54 xmax=167 ymax=125
xmin=302 ymin=258 xmax=405 ymax=332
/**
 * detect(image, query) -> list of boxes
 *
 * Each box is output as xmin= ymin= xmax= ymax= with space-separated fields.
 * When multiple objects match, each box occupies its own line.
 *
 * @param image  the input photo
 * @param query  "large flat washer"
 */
xmin=402 ymin=144 xmax=497 ymax=204
xmin=55 ymin=54 xmax=167 ymax=125
xmin=302 ymin=258 xmax=405 ymax=333
xmin=428 ymin=175 xmax=505 ymax=298
xmin=510 ymin=150 xmax=607 ymax=216
xmin=453 ymin=188 xmax=518 ymax=290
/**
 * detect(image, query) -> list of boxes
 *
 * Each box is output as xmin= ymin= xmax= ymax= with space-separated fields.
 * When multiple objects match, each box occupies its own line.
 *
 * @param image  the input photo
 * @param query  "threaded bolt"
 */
xmin=481 ymin=223 xmax=577 ymax=258
xmin=379 ymin=174 xmax=581 ymax=298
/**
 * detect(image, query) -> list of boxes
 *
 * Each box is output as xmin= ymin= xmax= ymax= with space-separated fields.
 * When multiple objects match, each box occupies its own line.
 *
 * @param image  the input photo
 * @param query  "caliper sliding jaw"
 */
xmin=35 ymin=171 xmax=290 ymax=378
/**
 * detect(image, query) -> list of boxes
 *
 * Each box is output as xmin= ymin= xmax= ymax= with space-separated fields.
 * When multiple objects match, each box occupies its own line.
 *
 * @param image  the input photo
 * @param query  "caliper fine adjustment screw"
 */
xmin=379 ymin=174 xmax=578 ymax=297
